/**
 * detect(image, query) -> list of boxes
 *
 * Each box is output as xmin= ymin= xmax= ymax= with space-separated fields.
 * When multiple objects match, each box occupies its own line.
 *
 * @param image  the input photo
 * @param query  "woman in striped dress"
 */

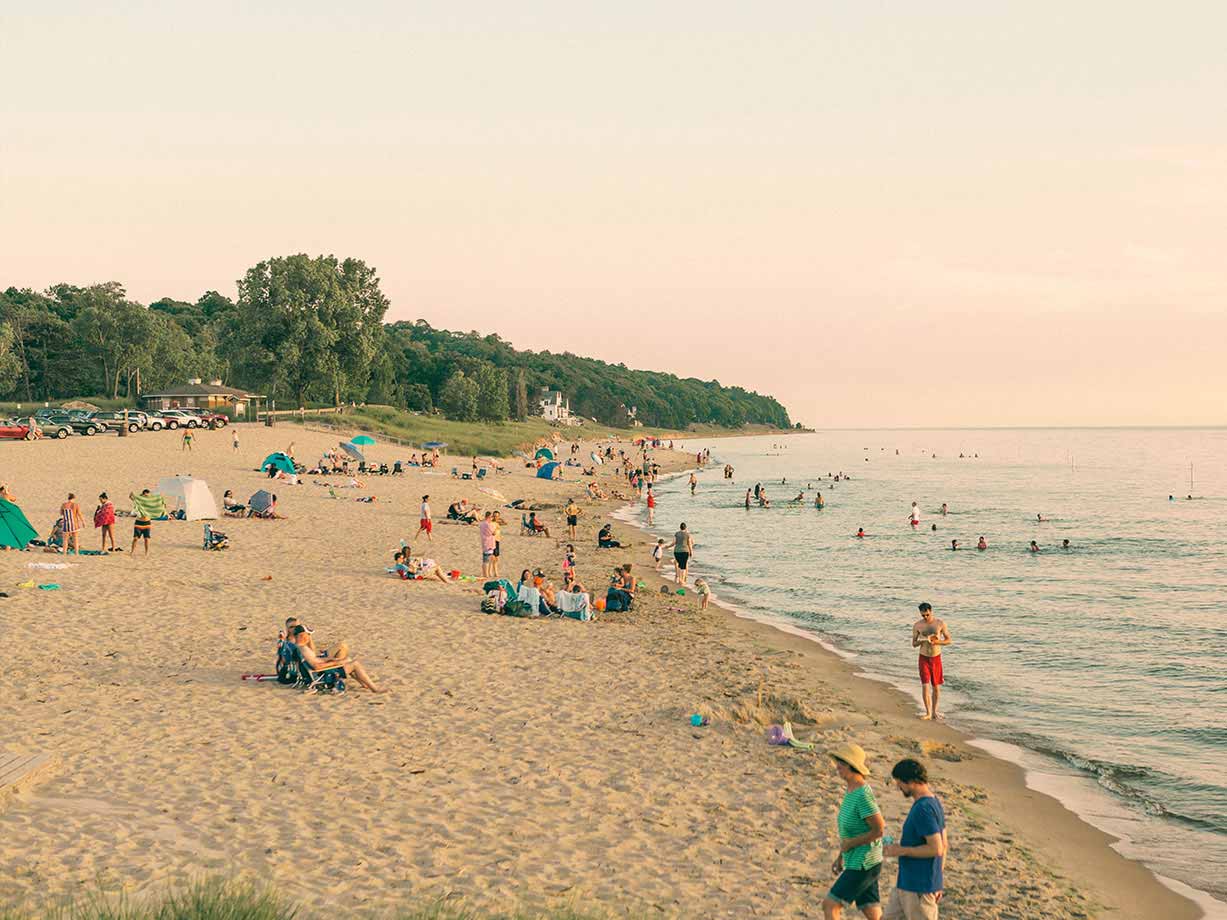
xmin=60 ymin=493 xmax=84 ymax=555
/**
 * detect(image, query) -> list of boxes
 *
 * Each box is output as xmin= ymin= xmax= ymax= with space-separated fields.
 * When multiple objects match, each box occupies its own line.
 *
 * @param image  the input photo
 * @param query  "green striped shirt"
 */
xmin=837 ymin=784 xmax=882 ymax=870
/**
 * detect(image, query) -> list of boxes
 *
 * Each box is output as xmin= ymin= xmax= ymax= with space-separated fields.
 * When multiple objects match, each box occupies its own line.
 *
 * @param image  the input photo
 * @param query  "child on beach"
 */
xmin=694 ymin=577 xmax=710 ymax=609
xmin=652 ymin=539 xmax=665 ymax=571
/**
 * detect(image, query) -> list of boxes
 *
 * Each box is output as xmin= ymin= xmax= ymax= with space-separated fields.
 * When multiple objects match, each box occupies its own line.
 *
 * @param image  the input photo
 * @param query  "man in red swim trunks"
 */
xmin=912 ymin=602 xmax=952 ymax=721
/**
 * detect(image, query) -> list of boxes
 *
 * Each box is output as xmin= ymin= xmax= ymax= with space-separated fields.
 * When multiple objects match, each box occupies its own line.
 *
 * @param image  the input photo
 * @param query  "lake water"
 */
xmin=620 ymin=429 xmax=1227 ymax=912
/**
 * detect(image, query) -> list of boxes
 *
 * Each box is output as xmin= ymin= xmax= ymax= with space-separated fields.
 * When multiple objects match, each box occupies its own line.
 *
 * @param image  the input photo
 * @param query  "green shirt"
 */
xmin=837 ymin=783 xmax=882 ymax=870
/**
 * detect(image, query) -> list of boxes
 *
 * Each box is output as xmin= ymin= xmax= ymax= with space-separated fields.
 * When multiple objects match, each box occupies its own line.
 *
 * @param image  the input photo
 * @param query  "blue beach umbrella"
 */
xmin=422 ymin=441 xmax=447 ymax=450
xmin=339 ymin=441 xmax=365 ymax=461
xmin=351 ymin=435 xmax=376 ymax=446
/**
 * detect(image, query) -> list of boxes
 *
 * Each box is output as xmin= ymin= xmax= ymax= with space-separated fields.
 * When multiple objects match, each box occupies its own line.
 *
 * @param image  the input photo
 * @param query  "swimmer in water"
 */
xmin=1062 ymin=539 xmax=1070 ymax=549
xmin=744 ymin=489 xmax=751 ymax=509
xmin=941 ymin=503 xmax=948 ymax=516
xmin=951 ymin=539 xmax=959 ymax=550
xmin=977 ymin=536 xmax=987 ymax=550
xmin=931 ymin=523 xmax=938 ymax=532
xmin=1029 ymin=540 xmax=1040 ymax=553
xmin=794 ymin=491 xmax=804 ymax=502
xmin=856 ymin=528 xmax=866 ymax=539
xmin=910 ymin=502 xmax=920 ymax=527
xmin=815 ymin=492 xmax=824 ymax=509
xmin=1036 ymin=513 xmax=1046 ymax=522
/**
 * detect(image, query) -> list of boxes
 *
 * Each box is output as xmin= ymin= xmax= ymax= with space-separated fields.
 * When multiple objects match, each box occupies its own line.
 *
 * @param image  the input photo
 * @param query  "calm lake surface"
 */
xmin=623 ymin=428 xmax=1227 ymax=910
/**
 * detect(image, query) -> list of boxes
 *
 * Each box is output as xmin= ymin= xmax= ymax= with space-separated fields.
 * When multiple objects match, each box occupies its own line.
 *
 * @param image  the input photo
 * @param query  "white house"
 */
xmin=540 ymin=389 xmax=581 ymax=426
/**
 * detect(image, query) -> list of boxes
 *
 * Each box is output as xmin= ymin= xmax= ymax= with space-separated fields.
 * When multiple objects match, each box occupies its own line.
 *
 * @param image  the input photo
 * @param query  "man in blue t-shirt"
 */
xmin=882 ymin=758 xmax=947 ymax=920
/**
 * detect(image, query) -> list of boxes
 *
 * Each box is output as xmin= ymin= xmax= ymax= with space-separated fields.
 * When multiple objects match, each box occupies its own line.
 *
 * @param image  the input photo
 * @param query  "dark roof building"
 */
xmin=140 ymin=379 xmax=265 ymax=416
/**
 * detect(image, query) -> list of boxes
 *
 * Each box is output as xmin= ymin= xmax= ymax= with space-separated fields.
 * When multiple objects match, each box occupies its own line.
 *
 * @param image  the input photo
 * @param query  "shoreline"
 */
xmin=609 ymin=455 xmax=1207 ymax=920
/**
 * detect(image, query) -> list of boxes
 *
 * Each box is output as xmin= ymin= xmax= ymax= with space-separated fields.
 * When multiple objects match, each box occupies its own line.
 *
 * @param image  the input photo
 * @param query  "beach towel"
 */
xmin=94 ymin=501 xmax=115 ymax=527
xmin=129 ymin=493 xmax=168 ymax=521
xmin=558 ymin=590 xmax=592 ymax=621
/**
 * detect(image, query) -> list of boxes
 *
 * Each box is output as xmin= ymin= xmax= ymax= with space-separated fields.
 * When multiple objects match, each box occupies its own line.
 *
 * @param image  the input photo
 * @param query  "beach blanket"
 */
xmin=129 ymin=493 xmax=167 ymax=520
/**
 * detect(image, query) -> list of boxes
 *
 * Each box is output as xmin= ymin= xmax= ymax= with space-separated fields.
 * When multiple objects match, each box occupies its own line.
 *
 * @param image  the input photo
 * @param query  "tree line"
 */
xmin=0 ymin=254 xmax=792 ymax=429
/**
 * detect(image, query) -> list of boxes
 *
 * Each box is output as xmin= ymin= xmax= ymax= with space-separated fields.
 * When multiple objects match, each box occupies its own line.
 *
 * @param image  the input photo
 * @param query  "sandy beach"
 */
xmin=0 ymin=424 xmax=1201 ymax=919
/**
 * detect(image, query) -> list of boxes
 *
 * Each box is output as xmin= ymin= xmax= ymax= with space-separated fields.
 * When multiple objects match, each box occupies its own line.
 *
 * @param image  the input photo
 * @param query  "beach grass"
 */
xmin=0 ymin=879 xmax=637 ymax=920
xmin=279 ymin=406 xmax=630 ymax=456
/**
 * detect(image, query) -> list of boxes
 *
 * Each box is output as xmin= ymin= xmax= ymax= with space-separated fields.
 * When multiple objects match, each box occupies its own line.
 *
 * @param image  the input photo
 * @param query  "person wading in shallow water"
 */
xmin=912 ymin=603 xmax=951 ymax=721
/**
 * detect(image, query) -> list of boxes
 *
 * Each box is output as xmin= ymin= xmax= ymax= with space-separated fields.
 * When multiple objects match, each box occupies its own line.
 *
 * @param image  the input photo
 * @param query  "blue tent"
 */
xmin=534 ymin=447 xmax=554 ymax=461
xmin=262 ymin=452 xmax=295 ymax=475
xmin=536 ymin=461 xmax=561 ymax=480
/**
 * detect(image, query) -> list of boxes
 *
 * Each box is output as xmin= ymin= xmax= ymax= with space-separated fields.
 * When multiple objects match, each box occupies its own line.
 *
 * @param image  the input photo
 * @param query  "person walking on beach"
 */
xmin=646 ymin=486 xmax=656 ymax=525
xmin=823 ymin=742 xmax=886 ymax=920
xmin=479 ymin=511 xmax=495 ymax=578
xmin=882 ymin=758 xmax=947 ymax=920
xmin=181 ymin=429 xmax=193 ymax=452
xmin=60 ymin=493 xmax=84 ymax=555
xmin=689 ymin=472 xmax=697 ymax=495
xmin=564 ymin=499 xmax=583 ymax=540
xmin=416 ymin=494 xmax=433 ymax=542
xmin=671 ymin=522 xmax=694 ymax=586
xmin=913 ymin=603 xmax=951 ymax=721
xmin=232 ymin=429 xmax=239 ymax=452
xmin=94 ymin=492 xmax=116 ymax=552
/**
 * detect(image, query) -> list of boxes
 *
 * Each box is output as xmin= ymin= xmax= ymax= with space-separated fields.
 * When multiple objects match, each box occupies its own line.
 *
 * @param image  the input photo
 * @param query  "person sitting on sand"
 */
xmin=391 ymin=551 xmax=413 ymax=578
xmin=448 ymin=500 xmax=478 ymax=524
xmin=597 ymin=523 xmax=622 ymax=549
xmin=563 ymin=569 xmax=586 ymax=595
xmin=291 ymin=625 xmax=387 ymax=693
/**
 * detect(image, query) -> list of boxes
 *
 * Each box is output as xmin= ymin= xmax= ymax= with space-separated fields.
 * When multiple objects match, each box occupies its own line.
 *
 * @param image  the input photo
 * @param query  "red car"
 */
xmin=0 ymin=419 xmax=34 ymax=440
xmin=179 ymin=408 xmax=229 ymax=428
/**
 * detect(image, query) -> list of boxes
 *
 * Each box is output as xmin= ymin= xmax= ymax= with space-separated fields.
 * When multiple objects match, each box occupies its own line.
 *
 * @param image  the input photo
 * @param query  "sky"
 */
xmin=3 ymin=1 xmax=1225 ymax=428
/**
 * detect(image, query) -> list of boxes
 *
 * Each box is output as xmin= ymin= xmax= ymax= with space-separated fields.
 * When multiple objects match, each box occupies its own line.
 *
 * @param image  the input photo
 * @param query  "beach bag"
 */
xmin=481 ymin=595 xmax=499 ymax=614
xmin=501 ymin=599 xmax=530 ymax=617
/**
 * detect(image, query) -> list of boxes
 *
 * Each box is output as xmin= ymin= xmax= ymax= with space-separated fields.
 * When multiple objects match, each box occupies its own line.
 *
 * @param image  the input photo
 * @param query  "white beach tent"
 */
xmin=157 ymin=475 xmax=218 ymax=520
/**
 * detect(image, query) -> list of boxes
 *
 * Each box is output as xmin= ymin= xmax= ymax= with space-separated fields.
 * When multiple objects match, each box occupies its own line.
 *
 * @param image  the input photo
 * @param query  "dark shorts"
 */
xmin=494 ymin=541 xmax=501 ymax=557
xmin=674 ymin=552 xmax=690 ymax=569
xmin=567 ymin=515 xmax=578 ymax=526
xmin=827 ymin=862 xmax=881 ymax=908
xmin=134 ymin=523 xmax=151 ymax=539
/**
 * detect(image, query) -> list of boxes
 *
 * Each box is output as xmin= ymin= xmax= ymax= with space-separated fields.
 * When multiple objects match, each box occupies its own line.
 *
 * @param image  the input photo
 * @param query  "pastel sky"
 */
xmin=3 ymin=2 xmax=1225 ymax=428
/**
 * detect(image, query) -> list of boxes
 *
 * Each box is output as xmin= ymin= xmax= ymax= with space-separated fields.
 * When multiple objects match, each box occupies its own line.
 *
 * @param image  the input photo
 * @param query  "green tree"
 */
xmin=513 ymin=368 xmax=529 ymax=421
xmin=404 ymin=383 xmax=433 ymax=413
xmin=438 ymin=370 xmax=479 ymax=421
xmin=224 ymin=254 xmax=389 ymax=406
xmin=0 ymin=323 xmax=23 ymax=395
xmin=473 ymin=362 xmax=509 ymax=421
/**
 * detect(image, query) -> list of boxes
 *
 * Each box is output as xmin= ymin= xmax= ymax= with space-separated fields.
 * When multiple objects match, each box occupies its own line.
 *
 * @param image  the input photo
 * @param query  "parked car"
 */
xmin=85 ymin=411 xmax=141 ymax=433
xmin=38 ymin=419 xmax=74 ymax=439
xmin=43 ymin=413 xmax=102 ymax=436
xmin=0 ymin=419 xmax=34 ymax=440
xmin=178 ymin=407 xmax=229 ymax=428
xmin=157 ymin=409 xmax=204 ymax=429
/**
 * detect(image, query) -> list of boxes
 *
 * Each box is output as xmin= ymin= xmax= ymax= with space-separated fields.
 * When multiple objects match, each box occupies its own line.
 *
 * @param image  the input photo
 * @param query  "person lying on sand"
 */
xmin=291 ymin=625 xmax=387 ymax=693
xmin=391 ymin=550 xmax=451 ymax=584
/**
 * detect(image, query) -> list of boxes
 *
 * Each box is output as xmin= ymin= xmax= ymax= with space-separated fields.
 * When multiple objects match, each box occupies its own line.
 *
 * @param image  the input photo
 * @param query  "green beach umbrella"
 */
xmin=351 ymin=435 xmax=376 ymax=446
xmin=0 ymin=499 xmax=38 ymax=549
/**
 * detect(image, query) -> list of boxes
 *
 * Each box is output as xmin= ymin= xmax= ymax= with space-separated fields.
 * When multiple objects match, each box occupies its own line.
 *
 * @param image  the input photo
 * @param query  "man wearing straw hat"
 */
xmin=823 ymin=742 xmax=887 ymax=920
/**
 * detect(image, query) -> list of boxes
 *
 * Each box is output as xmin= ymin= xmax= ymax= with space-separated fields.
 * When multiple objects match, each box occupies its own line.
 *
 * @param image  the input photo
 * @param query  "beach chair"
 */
xmin=287 ymin=643 xmax=347 ymax=693
xmin=450 ymin=467 xmax=459 ymax=478
xmin=202 ymin=524 xmax=228 ymax=550
xmin=358 ymin=462 xmax=369 ymax=474
xmin=377 ymin=463 xmax=390 ymax=475
xmin=559 ymin=590 xmax=592 ymax=621
xmin=392 ymin=461 xmax=404 ymax=475
xmin=521 ymin=514 xmax=546 ymax=537
xmin=476 ymin=467 xmax=488 ymax=480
